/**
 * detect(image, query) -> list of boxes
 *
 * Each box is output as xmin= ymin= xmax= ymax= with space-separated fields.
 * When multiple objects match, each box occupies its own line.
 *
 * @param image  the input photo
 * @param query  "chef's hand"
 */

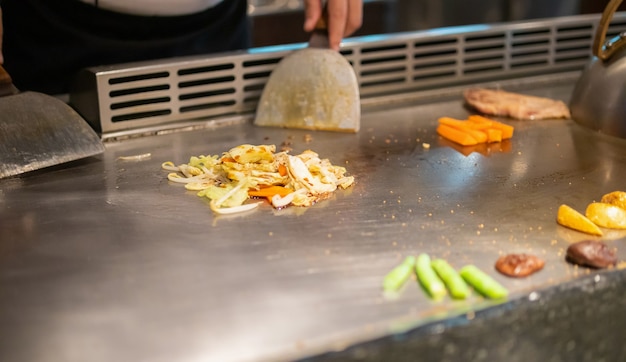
xmin=303 ymin=0 xmax=363 ymax=51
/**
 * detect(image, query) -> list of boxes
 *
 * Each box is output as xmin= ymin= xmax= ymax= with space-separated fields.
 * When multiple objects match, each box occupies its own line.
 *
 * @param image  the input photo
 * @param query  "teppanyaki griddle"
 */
xmin=2 ymin=12 xmax=626 ymax=362
xmin=1 ymin=77 xmax=625 ymax=362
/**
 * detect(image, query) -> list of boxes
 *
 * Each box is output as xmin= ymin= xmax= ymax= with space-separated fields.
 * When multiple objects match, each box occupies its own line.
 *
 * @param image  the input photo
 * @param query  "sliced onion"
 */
xmin=185 ymin=182 xmax=212 ymax=191
xmin=179 ymin=164 xmax=202 ymax=177
xmin=210 ymin=200 xmax=261 ymax=215
xmin=271 ymin=189 xmax=306 ymax=208
xmin=214 ymin=179 xmax=247 ymax=207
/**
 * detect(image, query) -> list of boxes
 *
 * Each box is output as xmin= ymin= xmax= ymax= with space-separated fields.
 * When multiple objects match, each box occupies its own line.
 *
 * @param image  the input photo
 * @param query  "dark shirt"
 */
xmin=1 ymin=0 xmax=250 ymax=94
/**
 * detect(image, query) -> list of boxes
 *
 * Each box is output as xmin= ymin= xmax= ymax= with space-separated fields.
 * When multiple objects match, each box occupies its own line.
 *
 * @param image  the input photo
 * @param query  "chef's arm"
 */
xmin=303 ymin=0 xmax=363 ymax=51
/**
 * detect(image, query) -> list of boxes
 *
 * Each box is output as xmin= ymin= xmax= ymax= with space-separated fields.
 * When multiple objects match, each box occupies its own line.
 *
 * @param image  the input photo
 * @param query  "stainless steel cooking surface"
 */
xmin=2 ymin=76 xmax=626 ymax=362
xmin=3 ymin=13 xmax=626 ymax=362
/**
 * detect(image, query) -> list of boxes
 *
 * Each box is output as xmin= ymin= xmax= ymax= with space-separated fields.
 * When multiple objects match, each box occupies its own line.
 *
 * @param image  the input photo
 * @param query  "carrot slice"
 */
xmin=439 ymin=116 xmax=490 ymax=130
xmin=248 ymin=185 xmax=294 ymax=198
xmin=466 ymin=115 xmax=493 ymax=127
xmin=437 ymin=124 xmax=478 ymax=146
xmin=485 ymin=128 xmax=502 ymax=143
xmin=493 ymin=123 xmax=513 ymax=139
xmin=438 ymin=117 xmax=467 ymax=127
xmin=468 ymin=115 xmax=514 ymax=139
xmin=438 ymin=117 xmax=488 ymax=143
xmin=278 ymin=164 xmax=288 ymax=176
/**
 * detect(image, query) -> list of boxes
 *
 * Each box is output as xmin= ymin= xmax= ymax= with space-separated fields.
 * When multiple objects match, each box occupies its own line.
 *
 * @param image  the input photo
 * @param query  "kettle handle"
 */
xmin=594 ymin=0 xmax=626 ymax=61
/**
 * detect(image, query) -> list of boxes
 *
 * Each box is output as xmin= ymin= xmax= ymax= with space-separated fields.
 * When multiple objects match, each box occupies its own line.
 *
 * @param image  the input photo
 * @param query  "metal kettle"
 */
xmin=570 ymin=0 xmax=626 ymax=138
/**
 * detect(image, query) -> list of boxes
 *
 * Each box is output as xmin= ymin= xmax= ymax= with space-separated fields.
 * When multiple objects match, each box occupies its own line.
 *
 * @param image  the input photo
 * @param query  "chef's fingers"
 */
xmin=326 ymin=0 xmax=349 ymax=51
xmin=343 ymin=0 xmax=363 ymax=38
xmin=303 ymin=0 xmax=323 ymax=33
xmin=303 ymin=0 xmax=363 ymax=51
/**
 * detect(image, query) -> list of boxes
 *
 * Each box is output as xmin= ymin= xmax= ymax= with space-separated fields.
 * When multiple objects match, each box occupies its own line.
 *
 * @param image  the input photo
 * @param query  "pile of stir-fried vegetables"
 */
xmin=162 ymin=144 xmax=355 ymax=214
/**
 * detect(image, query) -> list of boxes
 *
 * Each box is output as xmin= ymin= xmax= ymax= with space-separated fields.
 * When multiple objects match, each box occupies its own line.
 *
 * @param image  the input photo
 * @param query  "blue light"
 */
xmin=248 ymin=43 xmax=306 ymax=54
xmin=426 ymin=24 xmax=492 ymax=36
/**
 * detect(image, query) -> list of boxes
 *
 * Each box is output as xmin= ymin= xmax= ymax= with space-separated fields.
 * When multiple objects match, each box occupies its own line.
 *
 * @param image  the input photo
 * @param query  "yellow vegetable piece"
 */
xmin=226 ymin=144 xmax=276 ymax=164
xmin=585 ymin=202 xmax=626 ymax=229
xmin=556 ymin=204 xmax=603 ymax=236
xmin=600 ymin=191 xmax=626 ymax=210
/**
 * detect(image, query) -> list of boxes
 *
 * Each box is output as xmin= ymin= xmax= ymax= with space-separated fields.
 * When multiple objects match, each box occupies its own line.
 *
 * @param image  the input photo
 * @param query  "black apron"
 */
xmin=1 ymin=0 xmax=250 ymax=94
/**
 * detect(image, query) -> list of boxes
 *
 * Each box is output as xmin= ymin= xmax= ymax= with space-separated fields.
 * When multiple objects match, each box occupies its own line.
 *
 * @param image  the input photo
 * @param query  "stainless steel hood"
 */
xmin=70 ymin=13 xmax=626 ymax=140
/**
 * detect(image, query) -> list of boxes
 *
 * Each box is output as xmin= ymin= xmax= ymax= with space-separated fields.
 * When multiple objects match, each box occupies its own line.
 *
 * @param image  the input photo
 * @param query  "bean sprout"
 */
xmin=117 ymin=153 xmax=151 ymax=161
xmin=162 ymin=162 xmax=179 ymax=172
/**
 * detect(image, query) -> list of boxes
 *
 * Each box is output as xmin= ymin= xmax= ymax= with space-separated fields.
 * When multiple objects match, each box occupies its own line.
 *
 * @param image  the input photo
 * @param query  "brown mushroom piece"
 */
xmin=495 ymin=253 xmax=545 ymax=277
xmin=566 ymin=240 xmax=617 ymax=269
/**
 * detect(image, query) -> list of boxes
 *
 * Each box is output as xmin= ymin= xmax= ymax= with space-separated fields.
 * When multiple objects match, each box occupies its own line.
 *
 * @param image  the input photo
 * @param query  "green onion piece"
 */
xmin=431 ymin=259 xmax=471 ymax=300
xmin=382 ymin=256 xmax=417 ymax=292
xmin=415 ymin=254 xmax=447 ymax=300
xmin=459 ymin=265 xmax=509 ymax=299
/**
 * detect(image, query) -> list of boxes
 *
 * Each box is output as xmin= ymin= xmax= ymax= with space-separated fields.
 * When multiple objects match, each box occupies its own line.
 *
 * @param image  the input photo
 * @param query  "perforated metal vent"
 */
xmin=69 ymin=13 xmax=626 ymax=137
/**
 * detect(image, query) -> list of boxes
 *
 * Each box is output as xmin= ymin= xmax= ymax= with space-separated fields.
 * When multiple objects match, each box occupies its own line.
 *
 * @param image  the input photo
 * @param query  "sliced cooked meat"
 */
xmin=566 ymin=240 xmax=617 ymax=269
xmin=495 ymin=253 xmax=545 ymax=277
xmin=464 ymin=88 xmax=571 ymax=120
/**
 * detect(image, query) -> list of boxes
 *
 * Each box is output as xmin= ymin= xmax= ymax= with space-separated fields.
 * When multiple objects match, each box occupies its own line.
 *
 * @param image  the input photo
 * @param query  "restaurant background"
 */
xmin=249 ymin=0 xmax=620 ymax=47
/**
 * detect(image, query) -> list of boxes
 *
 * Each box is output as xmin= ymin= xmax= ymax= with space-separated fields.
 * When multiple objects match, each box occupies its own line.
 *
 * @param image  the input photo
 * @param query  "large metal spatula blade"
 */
xmin=254 ymin=8 xmax=360 ymax=132
xmin=0 ymin=65 xmax=105 ymax=179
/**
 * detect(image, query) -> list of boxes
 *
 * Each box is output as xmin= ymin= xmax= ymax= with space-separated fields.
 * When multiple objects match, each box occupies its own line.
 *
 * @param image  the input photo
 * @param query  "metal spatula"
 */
xmin=0 ymin=65 xmax=105 ymax=179
xmin=254 ymin=6 xmax=360 ymax=132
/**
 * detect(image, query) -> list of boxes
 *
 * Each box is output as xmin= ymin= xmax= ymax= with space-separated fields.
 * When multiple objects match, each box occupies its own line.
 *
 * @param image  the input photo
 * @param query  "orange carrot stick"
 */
xmin=438 ymin=118 xmax=488 ymax=143
xmin=437 ymin=124 xmax=478 ymax=146
xmin=439 ymin=116 xmax=490 ymax=130
xmin=278 ymin=164 xmax=288 ymax=176
xmin=248 ymin=185 xmax=294 ymax=198
xmin=468 ymin=115 xmax=514 ymax=139
xmin=485 ymin=128 xmax=503 ymax=143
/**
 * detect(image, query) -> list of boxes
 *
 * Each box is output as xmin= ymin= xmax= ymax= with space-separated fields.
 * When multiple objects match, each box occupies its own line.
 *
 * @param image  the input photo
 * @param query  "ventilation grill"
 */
xmin=70 ymin=13 xmax=625 ymax=136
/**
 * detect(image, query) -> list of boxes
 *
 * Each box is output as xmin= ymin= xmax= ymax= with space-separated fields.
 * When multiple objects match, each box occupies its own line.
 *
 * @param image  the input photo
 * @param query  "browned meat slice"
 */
xmin=566 ymin=240 xmax=617 ymax=269
xmin=495 ymin=253 xmax=545 ymax=277
xmin=464 ymin=88 xmax=571 ymax=120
